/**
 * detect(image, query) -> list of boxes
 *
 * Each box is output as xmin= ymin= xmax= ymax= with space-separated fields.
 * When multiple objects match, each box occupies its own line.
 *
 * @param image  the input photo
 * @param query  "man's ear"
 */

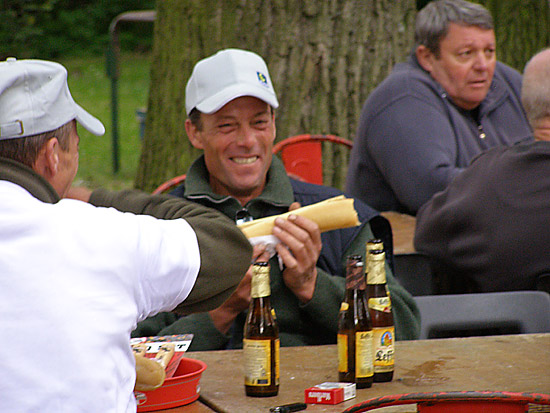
xmin=185 ymin=119 xmax=204 ymax=150
xmin=270 ymin=111 xmax=277 ymax=143
xmin=416 ymin=45 xmax=434 ymax=73
xmin=33 ymin=138 xmax=60 ymax=180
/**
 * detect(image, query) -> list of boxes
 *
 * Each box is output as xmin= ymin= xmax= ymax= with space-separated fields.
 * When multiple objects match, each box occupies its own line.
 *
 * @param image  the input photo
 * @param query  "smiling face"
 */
xmin=416 ymin=23 xmax=496 ymax=110
xmin=185 ymin=96 xmax=276 ymax=205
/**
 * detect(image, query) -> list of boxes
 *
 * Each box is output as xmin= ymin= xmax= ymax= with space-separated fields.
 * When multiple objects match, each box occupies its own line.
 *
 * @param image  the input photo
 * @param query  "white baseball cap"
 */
xmin=185 ymin=48 xmax=279 ymax=115
xmin=0 ymin=58 xmax=105 ymax=140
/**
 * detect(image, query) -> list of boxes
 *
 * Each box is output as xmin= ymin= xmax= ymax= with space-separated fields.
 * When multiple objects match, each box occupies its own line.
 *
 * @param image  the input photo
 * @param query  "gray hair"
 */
xmin=415 ymin=0 xmax=494 ymax=56
xmin=522 ymin=48 xmax=550 ymax=128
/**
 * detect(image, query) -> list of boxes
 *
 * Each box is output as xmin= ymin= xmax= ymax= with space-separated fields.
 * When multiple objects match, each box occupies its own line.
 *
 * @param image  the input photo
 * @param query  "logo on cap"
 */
xmin=256 ymin=71 xmax=269 ymax=88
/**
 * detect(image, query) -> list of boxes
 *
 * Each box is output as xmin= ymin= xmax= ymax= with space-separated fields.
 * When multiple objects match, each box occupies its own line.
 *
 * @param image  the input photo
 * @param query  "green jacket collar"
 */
xmin=0 ymin=157 xmax=60 ymax=204
xmin=184 ymin=155 xmax=294 ymax=220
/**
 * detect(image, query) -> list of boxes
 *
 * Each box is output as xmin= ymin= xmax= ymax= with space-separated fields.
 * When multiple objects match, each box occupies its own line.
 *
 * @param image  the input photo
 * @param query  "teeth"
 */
xmin=233 ymin=157 xmax=257 ymax=164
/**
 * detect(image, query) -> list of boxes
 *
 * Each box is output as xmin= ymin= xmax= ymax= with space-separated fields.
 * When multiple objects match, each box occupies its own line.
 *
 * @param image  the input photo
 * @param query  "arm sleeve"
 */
xmin=89 ymin=188 xmax=252 ymax=314
xmin=367 ymin=95 xmax=464 ymax=213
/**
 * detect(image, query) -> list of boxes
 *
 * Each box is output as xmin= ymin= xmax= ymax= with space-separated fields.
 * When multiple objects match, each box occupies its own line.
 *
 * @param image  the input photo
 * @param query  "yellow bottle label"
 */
xmin=340 ymin=302 xmax=349 ymax=312
xmin=372 ymin=327 xmax=395 ymax=373
xmin=368 ymin=296 xmax=392 ymax=313
xmin=355 ymin=331 xmax=374 ymax=378
xmin=243 ymin=338 xmax=279 ymax=386
xmin=337 ymin=333 xmax=348 ymax=372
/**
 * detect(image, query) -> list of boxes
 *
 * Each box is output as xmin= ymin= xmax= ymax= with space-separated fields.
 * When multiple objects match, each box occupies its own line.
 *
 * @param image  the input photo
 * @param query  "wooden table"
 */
xmin=381 ymin=211 xmax=416 ymax=255
xmin=163 ymin=334 xmax=550 ymax=412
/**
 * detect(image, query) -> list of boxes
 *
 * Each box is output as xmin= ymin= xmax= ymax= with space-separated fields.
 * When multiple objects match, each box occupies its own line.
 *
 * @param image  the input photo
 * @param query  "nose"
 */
xmin=235 ymin=124 xmax=256 ymax=147
xmin=473 ymin=51 xmax=490 ymax=71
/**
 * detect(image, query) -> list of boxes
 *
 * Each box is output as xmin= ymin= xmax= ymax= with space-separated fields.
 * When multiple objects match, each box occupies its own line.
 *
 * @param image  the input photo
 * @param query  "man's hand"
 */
xmin=208 ymin=244 xmax=269 ymax=334
xmin=273 ymin=202 xmax=322 ymax=303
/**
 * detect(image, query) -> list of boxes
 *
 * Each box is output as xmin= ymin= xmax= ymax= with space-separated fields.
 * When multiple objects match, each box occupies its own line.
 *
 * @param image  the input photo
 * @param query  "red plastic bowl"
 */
xmin=134 ymin=357 xmax=207 ymax=412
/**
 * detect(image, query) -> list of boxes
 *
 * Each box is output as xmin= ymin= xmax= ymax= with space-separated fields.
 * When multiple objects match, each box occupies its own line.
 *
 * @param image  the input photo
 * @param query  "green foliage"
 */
xmin=1 ymin=0 xmax=155 ymax=60
xmin=60 ymin=53 xmax=151 ymax=190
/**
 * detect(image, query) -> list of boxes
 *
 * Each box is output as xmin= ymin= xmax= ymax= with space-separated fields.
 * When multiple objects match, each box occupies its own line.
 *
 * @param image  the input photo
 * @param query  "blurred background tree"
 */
xmin=136 ymin=0 xmax=417 ymax=192
xmin=0 ymin=0 xmax=155 ymax=60
xmin=1 ymin=0 xmax=548 ymax=191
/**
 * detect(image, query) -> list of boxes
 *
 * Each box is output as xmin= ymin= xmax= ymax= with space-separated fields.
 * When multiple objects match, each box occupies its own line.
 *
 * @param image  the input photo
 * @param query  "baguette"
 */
xmin=238 ymin=195 xmax=360 ymax=238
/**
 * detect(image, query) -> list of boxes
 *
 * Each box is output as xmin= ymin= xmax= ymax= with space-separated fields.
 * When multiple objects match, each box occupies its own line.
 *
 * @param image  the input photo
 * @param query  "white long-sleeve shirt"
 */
xmin=0 ymin=181 xmax=200 ymax=412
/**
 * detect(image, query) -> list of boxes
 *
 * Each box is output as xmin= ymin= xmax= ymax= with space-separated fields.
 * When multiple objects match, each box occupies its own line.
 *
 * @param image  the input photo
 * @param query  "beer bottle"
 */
xmin=244 ymin=262 xmax=280 ymax=397
xmin=337 ymin=255 xmax=374 ymax=388
xmin=366 ymin=246 xmax=395 ymax=382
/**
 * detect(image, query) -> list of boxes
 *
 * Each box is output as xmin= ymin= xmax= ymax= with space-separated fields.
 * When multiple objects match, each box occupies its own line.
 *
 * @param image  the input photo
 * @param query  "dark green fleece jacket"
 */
xmin=131 ymin=157 xmax=420 ymax=349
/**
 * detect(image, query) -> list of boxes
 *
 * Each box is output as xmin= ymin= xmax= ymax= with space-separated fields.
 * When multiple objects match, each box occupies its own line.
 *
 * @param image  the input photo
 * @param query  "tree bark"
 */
xmin=477 ymin=0 xmax=550 ymax=72
xmin=136 ymin=0 xmax=416 ymax=192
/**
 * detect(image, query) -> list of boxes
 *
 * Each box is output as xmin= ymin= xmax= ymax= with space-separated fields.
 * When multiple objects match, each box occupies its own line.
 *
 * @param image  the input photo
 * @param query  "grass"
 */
xmin=59 ymin=52 xmax=151 ymax=190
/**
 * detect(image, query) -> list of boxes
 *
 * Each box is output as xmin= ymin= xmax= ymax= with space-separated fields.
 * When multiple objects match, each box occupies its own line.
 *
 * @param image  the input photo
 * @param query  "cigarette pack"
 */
xmin=304 ymin=382 xmax=356 ymax=405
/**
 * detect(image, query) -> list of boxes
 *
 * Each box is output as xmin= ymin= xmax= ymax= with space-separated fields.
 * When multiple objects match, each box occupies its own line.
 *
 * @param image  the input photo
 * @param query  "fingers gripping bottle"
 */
xmin=244 ymin=262 xmax=280 ymax=396
xmin=366 ymin=241 xmax=394 ymax=382
xmin=337 ymin=255 xmax=374 ymax=388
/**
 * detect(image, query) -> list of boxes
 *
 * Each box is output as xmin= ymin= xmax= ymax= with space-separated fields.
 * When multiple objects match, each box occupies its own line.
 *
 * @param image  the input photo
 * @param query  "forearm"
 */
xmin=157 ymin=312 xmax=230 ymax=351
xmin=90 ymin=188 xmax=253 ymax=315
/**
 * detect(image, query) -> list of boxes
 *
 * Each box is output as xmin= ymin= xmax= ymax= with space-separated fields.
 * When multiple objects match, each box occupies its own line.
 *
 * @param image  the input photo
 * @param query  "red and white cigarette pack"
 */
xmin=304 ymin=382 xmax=356 ymax=405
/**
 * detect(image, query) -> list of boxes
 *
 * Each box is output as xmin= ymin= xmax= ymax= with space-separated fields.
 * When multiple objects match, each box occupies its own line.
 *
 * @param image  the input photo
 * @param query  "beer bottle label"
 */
xmin=340 ymin=302 xmax=349 ymax=312
xmin=337 ymin=333 xmax=348 ymax=372
xmin=368 ymin=296 xmax=392 ymax=313
xmin=372 ymin=327 xmax=395 ymax=373
xmin=243 ymin=339 xmax=280 ymax=386
xmin=355 ymin=331 xmax=374 ymax=378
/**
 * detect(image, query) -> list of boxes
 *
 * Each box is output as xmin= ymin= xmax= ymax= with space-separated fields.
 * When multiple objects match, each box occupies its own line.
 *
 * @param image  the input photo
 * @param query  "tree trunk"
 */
xmin=477 ymin=0 xmax=550 ymax=72
xmin=136 ymin=0 xmax=416 ymax=192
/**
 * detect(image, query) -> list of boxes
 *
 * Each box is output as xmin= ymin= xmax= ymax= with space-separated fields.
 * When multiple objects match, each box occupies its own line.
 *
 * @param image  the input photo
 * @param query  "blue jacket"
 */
xmin=346 ymin=54 xmax=533 ymax=215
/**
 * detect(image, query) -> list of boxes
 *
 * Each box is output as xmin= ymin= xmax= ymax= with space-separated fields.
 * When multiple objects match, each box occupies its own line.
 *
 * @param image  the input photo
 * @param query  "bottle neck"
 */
xmin=345 ymin=271 xmax=366 ymax=290
xmin=366 ymin=258 xmax=386 ymax=285
xmin=251 ymin=271 xmax=271 ymax=298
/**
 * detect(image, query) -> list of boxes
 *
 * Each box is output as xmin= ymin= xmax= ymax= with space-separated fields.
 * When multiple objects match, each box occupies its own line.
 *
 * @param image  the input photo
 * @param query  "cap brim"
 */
xmin=75 ymin=103 xmax=105 ymax=136
xmin=195 ymin=84 xmax=279 ymax=115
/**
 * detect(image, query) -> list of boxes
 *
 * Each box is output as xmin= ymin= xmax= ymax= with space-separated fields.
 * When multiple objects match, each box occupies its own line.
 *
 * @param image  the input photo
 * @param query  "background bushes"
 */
xmin=1 ymin=0 xmax=155 ymax=60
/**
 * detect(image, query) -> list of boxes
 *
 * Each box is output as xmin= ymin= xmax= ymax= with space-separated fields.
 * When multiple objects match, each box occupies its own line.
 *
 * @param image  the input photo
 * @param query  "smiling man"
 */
xmin=132 ymin=48 xmax=421 ymax=349
xmin=346 ymin=0 xmax=533 ymax=215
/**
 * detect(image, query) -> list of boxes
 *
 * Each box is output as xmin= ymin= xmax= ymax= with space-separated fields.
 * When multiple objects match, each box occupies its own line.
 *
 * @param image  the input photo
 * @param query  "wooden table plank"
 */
xmin=381 ymin=211 xmax=416 ymax=255
xmin=182 ymin=334 xmax=550 ymax=413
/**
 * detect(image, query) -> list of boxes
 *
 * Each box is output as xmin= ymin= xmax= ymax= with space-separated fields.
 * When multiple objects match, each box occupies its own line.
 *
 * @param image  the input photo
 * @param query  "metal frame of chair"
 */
xmin=342 ymin=391 xmax=550 ymax=413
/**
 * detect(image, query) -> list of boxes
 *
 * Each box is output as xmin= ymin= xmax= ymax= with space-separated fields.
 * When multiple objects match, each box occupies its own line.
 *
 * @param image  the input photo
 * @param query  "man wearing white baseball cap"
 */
xmin=0 ymin=57 xmax=251 ymax=412
xmin=132 ymin=49 xmax=421 ymax=350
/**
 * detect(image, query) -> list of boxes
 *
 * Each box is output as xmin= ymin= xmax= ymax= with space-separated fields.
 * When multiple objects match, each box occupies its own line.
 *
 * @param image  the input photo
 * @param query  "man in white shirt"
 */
xmin=0 ymin=57 xmax=251 ymax=412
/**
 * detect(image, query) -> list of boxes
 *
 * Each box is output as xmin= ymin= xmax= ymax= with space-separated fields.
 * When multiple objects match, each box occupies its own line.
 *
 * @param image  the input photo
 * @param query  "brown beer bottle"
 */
xmin=337 ymin=255 xmax=374 ymax=388
xmin=244 ymin=262 xmax=280 ymax=397
xmin=366 ymin=245 xmax=395 ymax=382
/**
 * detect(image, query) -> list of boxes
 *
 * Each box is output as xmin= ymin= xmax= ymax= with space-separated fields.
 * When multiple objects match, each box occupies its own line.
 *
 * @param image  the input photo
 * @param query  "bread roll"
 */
xmin=134 ymin=354 xmax=166 ymax=391
xmin=133 ymin=342 xmax=175 ymax=392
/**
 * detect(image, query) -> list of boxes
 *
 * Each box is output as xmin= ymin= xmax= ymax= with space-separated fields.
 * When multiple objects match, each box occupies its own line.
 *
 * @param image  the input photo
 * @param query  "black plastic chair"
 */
xmin=415 ymin=290 xmax=550 ymax=339
xmin=393 ymin=253 xmax=434 ymax=296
